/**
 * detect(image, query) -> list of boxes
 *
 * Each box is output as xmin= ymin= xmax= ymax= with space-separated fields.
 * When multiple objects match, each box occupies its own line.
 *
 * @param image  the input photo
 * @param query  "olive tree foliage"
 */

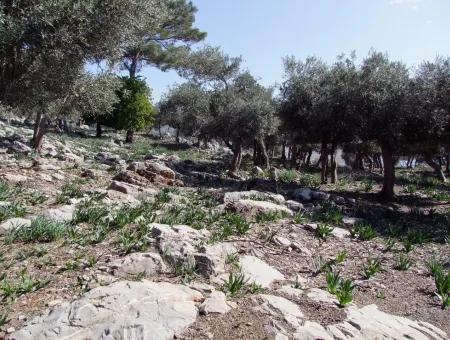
xmin=359 ymin=52 xmax=410 ymax=200
xmin=209 ymin=72 xmax=277 ymax=172
xmin=0 ymin=0 xmax=166 ymax=150
xmin=406 ymin=57 xmax=450 ymax=182
xmin=158 ymin=83 xmax=210 ymax=141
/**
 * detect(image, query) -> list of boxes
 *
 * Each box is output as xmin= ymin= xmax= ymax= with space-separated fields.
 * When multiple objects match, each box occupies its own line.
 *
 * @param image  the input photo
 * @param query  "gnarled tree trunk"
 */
xmin=423 ymin=153 xmax=447 ymax=182
xmin=33 ymin=110 xmax=46 ymax=152
xmin=229 ymin=139 xmax=243 ymax=173
xmin=330 ymin=142 xmax=338 ymax=184
xmin=257 ymin=137 xmax=270 ymax=169
xmin=125 ymin=130 xmax=134 ymax=144
xmin=320 ymin=141 xmax=329 ymax=184
xmin=96 ymin=122 xmax=102 ymax=138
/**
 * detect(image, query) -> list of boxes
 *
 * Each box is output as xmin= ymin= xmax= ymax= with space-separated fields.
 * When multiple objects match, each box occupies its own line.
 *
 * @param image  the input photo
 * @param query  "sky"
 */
xmin=141 ymin=0 xmax=450 ymax=100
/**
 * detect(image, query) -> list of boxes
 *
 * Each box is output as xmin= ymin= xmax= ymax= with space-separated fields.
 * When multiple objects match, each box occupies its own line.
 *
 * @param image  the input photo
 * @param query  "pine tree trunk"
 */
xmin=96 ymin=122 xmax=102 ymax=138
xmin=379 ymin=141 xmax=395 ymax=200
xmin=125 ymin=130 xmax=134 ymax=143
xmin=424 ymin=153 xmax=447 ymax=182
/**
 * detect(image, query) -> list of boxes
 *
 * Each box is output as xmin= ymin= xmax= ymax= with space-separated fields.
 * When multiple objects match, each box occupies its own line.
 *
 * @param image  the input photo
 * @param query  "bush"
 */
xmin=278 ymin=169 xmax=298 ymax=183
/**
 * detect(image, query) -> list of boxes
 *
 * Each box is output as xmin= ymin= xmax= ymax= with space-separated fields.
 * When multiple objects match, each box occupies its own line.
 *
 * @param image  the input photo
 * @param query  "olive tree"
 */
xmin=406 ymin=57 xmax=450 ymax=182
xmin=158 ymin=83 xmax=210 ymax=142
xmin=359 ymin=52 xmax=410 ymax=200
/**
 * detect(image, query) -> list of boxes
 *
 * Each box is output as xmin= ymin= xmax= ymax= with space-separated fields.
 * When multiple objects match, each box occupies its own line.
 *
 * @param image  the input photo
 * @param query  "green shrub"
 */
xmin=426 ymin=255 xmax=446 ymax=277
xmin=434 ymin=269 xmax=450 ymax=309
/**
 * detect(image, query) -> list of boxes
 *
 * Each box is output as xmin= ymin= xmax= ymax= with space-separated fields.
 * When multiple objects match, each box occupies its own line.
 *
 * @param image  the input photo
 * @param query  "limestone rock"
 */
xmin=0 ymin=217 xmax=31 ymax=235
xmin=146 ymin=161 xmax=175 ymax=180
xmin=257 ymin=294 xmax=305 ymax=330
xmin=108 ymin=252 xmax=168 ymax=276
xmin=231 ymin=200 xmax=293 ymax=218
xmin=286 ymin=200 xmax=304 ymax=212
xmin=293 ymin=188 xmax=312 ymax=201
xmin=12 ymin=280 xmax=204 ymax=340
xmin=240 ymin=255 xmax=285 ymax=288
xmin=224 ymin=190 xmax=285 ymax=205
xmin=1 ymin=173 xmax=29 ymax=184
xmin=293 ymin=304 xmax=447 ymax=340
xmin=42 ymin=205 xmax=75 ymax=222
xmin=199 ymin=291 xmax=231 ymax=315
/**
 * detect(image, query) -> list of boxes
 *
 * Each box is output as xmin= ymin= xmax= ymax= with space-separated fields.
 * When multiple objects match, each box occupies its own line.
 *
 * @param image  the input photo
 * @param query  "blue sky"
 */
xmin=142 ymin=0 xmax=450 ymax=100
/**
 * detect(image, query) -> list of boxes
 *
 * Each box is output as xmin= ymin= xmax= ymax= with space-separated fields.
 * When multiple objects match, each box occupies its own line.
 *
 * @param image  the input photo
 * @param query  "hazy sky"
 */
xmin=141 ymin=0 xmax=450 ymax=100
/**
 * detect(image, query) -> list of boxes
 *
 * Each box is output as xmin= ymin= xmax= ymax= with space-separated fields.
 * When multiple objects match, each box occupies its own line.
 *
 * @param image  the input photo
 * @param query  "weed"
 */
xmin=155 ymin=189 xmax=172 ymax=205
xmin=175 ymin=257 xmax=197 ymax=283
xmin=293 ymin=212 xmax=310 ymax=224
xmin=5 ymin=216 xmax=69 ymax=243
xmin=249 ymin=282 xmax=264 ymax=294
xmin=0 ymin=312 xmax=9 ymax=327
xmin=314 ymin=203 xmax=343 ymax=225
xmin=56 ymin=182 xmax=84 ymax=204
xmin=255 ymin=211 xmax=287 ymax=223
xmin=278 ymin=169 xmax=297 ymax=183
xmin=351 ymin=222 xmax=377 ymax=241
xmin=27 ymin=191 xmax=47 ymax=206
xmin=402 ymin=239 xmax=415 ymax=253
xmin=312 ymin=255 xmax=332 ymax=275
xmin=434 ymin=269 xmax=450 ymax=309
xmin=361 ymin=179 xmax=374 ymax=192
xmin=316 ymin=224 xmax=334 ymax=240
xmin=72 ymin=204 xmax=109 ymax=225
xmin=336 ymin=279 xmax=355 ymax=307
xmin=384 ymin=238 xmax=396 ymax=252
xmin=225 ymin=253 xmax=240 ymax=269
xmin=85 ymin=255 xmax=98 ymax=268
xmin=426 ymin=254 xmax=446 ymax=277
xmin=406 ymin=229 xmax=429 ymax=245
xmin=222 ymin=272 xmax=248 ymax=297
xmin=65 ymin=260 xmax=79 ymax=271
xmin=326 ymin=271 xmax=341 ymax=295
xmin=0 ymin=202 xmax=27 ymax=222
xmin=376 ymin=291 xmax=386 ymax=299
xmin=335 ymin=250 xmax=347 ymax=264
xmin=362 ymin=257 xmax=382 ymax=279
xmin=395 ymin=254 xmax=413 ymax=271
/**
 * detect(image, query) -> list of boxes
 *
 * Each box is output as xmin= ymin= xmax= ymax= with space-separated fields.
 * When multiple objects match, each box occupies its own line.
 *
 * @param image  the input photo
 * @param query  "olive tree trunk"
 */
xmin=125 ymin=130 xmax=134 ymax=144
xmin=379 ymin=141 xmax=395 ymax=200
xmin=424 ymin=153 xmax=447 ymax=182
xmin=32 ymin=110 xmax=46 ymax=152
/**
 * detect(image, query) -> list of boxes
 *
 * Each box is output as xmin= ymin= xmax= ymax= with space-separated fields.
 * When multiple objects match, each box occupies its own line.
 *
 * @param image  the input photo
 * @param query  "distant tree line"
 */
xmin=1 ymin=1 xmax=449 ymax=201
xmin=159 ymin=52 xmax=450 ymax=200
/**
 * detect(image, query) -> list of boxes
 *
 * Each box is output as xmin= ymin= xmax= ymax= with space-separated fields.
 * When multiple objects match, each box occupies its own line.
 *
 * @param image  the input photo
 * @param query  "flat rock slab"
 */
xmin=224 ymin=190 xmax=285 ymax=205
xmin=294 ymin=304 xmax=447 ymax=340
xmin=108 ymin=252 xmax=168 ymax=276
xmin=12 ymin=280 xmax=204 ymax=340
xmin=233 ymin=200 xmax=293 ymax=217
xmin=240 ymin=255 xmax=285 ymax=288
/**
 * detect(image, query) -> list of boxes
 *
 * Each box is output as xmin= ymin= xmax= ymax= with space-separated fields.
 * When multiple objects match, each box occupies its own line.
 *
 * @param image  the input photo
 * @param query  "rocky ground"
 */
xmin=0 ymin=119 xmax=449 ymax=340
